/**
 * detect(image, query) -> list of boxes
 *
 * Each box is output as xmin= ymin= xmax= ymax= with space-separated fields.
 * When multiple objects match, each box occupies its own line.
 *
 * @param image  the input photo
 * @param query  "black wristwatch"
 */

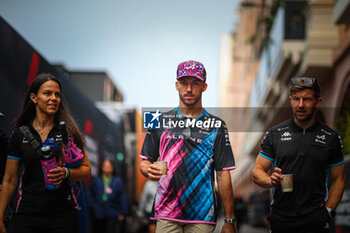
xmin=224 ymin=217 xmax=237 ymax=225
xmin=326 ymin=207 xmax=336 ymax=218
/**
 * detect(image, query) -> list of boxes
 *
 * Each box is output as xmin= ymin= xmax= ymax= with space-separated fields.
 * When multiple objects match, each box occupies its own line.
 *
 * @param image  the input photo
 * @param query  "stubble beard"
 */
xmin=294 ymin=106 xmax=317 ymax=123
xmin=179 ymin=93 xmax=202 ymax=107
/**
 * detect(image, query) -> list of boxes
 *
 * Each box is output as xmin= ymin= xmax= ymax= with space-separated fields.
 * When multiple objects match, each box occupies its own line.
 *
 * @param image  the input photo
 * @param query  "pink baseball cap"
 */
xmin=176 ymin=60 xmax=206 ymax=81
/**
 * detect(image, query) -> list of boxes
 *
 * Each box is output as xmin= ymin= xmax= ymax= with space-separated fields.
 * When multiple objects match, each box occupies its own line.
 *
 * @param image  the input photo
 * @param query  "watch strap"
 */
xmin=224 ymin=218 xmax=237 ymax=224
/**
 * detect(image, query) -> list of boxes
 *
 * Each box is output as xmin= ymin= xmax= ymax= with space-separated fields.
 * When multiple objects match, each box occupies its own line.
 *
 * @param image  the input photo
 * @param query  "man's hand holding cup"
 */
xmin=147 ymin=161 xmax=167 ymax=181
xmin=270 ymin=167 xmax=283 ymax=187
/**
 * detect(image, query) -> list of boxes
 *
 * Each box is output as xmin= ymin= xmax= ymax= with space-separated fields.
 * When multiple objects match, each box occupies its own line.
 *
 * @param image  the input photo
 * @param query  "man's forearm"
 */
xmin=140 ymin=159 xmax=151 ymax=178
xmin=217 ymin=170 xmax=234 ymax=218
xmin=252 ymin=168 xmax=272 ymax=188
xmin=326 ymin=174 xmax=345 ymax=209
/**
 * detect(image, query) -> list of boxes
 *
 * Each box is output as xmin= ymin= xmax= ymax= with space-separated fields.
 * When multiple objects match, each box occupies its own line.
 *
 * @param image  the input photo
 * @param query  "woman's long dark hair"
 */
xmin=14 ymin=73 xmax=85 ymax=149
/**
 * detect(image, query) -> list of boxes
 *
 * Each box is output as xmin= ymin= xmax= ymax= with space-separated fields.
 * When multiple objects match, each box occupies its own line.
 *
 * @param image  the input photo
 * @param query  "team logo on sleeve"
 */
xmin=143 ymin=110 xmax=162 ymax=129
xmin=338 ymin=135 xmax=344 ymax=151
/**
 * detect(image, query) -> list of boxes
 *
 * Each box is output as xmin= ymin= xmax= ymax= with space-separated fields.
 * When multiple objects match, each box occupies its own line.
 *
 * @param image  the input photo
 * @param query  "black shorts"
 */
xmin=269 ymin=206 xmax=331 ymax=233
xmin=13 ymin=208 xmax=78 ymax=233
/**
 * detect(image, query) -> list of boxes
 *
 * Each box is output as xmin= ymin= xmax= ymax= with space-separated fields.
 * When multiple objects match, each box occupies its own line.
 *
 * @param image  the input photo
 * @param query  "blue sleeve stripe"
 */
xmin=7 ymin=155 xmax=21 ymax=160
xmin=329 ymin=160 xmax=344 ymax=167
xmin=259 ymin=152 xmax=274 ymax=161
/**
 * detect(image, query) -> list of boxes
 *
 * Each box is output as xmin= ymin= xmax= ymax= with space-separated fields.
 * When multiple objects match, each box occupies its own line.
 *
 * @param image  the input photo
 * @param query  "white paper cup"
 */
xmin=281 ymin=174 xmax=293 ymax=192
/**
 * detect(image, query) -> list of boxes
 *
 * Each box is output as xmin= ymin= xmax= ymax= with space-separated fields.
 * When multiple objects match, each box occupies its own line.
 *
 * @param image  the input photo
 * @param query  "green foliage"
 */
xmin=246 ymin=0 xmax=282 ymax=56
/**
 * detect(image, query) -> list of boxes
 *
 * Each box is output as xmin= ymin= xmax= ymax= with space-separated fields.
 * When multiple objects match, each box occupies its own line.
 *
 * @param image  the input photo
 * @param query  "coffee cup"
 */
xmin=281 ymin=174 xmax=293 ymax=192
xmin=155 ymin=161 xmax=167 ymax=177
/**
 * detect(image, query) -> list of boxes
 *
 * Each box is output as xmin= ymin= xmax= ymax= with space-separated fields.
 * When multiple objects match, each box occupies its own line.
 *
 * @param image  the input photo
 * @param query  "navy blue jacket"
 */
xmin=86 ymin=176 xmax=128 ymax=219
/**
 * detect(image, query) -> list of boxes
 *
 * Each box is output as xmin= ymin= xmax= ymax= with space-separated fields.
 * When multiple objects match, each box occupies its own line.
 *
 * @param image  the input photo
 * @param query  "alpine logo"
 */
xmin=281 ymin=131 xmax=292 ymax=141
xmin=315 ymin=134 xmax=326 ymax=144
xmin=316 ymin=135 xmax=326 ymax=140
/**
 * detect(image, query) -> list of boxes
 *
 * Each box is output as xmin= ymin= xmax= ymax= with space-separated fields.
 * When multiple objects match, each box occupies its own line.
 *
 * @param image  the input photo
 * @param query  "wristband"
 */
xmin=224 ymin=218 xmax=237 ymax=227
xmin=64 ymin=167 xmax=71 ymax=179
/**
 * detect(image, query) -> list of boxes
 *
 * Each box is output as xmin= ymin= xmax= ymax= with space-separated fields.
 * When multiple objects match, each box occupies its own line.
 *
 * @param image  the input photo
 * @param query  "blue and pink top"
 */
xmin=140 ymin=108 xmax=235 ymax=225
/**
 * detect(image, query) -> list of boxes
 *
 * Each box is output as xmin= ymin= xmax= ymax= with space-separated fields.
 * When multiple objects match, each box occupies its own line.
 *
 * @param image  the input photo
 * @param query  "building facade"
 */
xmin=220 ymin=0 xmax=350 ymax=208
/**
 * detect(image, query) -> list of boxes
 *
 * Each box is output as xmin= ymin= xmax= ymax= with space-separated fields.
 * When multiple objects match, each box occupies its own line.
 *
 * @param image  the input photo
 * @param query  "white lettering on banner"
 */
xmin=163 ymin=118 xmax=222 ymax=129
xmin=162 ymin=113 xmax=176 ymax=118
xmin=203 ymin=120 xmax=211 ymax=128
xmin=178 ymin=121 xmax=184 ymax=128
xmin=187 ymin=119 xmax=196 ymax=127
xmin=214 ymin=121 xmax=221 ymax=128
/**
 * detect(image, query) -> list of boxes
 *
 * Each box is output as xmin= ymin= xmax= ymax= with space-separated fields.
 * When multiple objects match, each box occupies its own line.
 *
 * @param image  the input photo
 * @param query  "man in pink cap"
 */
xmin=140 ymin=60 xmax=237 ymax=233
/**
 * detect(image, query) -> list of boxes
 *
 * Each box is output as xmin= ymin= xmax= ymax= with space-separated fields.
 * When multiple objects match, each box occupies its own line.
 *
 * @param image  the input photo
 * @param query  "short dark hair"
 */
xmin=289 ymin=77 xmax=321 ymax=99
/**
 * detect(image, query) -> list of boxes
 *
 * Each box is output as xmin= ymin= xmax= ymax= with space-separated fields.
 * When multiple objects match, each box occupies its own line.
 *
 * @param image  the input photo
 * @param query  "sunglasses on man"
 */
xmin=290 ymin=77 xmax=319 ymax=86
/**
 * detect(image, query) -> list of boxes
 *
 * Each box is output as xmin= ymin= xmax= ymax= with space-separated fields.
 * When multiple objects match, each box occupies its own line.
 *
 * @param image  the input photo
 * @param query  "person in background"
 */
xmin=137 ymin=180 xmax=158 ymax=233
xmin=0 ymin=73 xmax=91 ymax=233
xmin=252 ymin=77 xmax=345 ymax=233
xmin=86 ymin=158 xmax=128 ymax=233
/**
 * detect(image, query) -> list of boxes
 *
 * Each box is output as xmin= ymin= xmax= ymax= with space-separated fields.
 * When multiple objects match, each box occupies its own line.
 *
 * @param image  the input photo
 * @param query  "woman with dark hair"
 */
xmin=86 ymin=158 xmax=128 ymax=233
xmin=0 ymin=73 xmax=91 ymax=233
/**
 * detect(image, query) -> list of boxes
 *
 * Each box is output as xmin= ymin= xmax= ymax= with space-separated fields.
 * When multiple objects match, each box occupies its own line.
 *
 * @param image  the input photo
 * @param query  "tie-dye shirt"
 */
xmin=140 ymin=108 xmax=235 ymax=224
